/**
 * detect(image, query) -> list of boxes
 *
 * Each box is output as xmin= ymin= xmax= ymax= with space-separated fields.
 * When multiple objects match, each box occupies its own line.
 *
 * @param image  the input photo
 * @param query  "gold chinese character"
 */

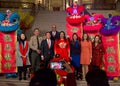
xmin=4 ymin=35 xmax=12 ymax=42
xmin=4 ymin=62 xmax=11 ymax=70
xmin=71 ymin=28 xmax=78 ymax=33
xmin=4 ymin=54 xmax=11 ymax=61
xmin=108 ymin=66 xmax=115 ymax=72
xmin=106 ymin=47 xmax=115 ymax=54
xmin=5 ymin=44 xmax=11 ymax=50
xmin=108 ymin=56 xmax=115 ymax=63
xmin=106 ymin=37 xmax=114 ymax=42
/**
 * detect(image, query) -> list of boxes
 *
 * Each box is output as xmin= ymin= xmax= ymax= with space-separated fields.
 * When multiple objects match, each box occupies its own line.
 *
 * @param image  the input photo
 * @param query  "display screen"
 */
xmin=50 ymin=62 xmax=63 ymax=69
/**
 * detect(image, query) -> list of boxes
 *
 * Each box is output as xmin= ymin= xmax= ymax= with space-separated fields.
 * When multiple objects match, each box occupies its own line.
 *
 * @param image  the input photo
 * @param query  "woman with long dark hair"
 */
xmin=91 ymin=35 xmax=105 ymax=69
xmin=70 ymin=33 xmax=82 ymax=80
xmin=80 ymin=32 xmax=92 ymax=80
xmin=54 ymin=31 xmax=70 ymax=62
xmin=16 ymin=33 xmax=30 ymax=80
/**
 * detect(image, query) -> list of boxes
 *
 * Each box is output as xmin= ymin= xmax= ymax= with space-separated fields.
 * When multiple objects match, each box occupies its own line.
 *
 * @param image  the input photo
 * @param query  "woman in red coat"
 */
xmin=53 ymin=31 xmax=76 ymax=86
xmin=91 ymin=35 xmax=105 ymax=69
xmin=54 ymin=31 xmax=70 ymax=62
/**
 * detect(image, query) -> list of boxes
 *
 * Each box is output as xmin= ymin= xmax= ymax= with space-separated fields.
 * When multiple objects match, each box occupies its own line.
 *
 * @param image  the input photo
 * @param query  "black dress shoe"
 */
xmin=23 ymin=77 xmax=27 ymax=80
xmin=76 ymin=77 xmax=79 ymax=80
xmin=19 ymin=77 xmax=22 ymax=80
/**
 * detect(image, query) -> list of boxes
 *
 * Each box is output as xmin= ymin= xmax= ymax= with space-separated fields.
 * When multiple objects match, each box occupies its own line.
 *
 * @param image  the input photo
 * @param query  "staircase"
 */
xmin=26 ymin=10 xmax=117 ymax=39
xmin=26 ymin=11 xmax=66 ymax=39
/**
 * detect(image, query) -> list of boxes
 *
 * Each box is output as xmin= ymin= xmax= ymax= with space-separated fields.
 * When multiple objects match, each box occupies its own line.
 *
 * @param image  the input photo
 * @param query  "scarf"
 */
xmin=19 ymin=41 xmax=29 ymax=65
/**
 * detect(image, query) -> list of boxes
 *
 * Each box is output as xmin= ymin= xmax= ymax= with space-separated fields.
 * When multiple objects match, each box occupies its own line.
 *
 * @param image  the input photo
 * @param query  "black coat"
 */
xmin=50 ymin=31 xmax=59 ymax=41
xmin=41 ymin=39 xmax=54 ymax=60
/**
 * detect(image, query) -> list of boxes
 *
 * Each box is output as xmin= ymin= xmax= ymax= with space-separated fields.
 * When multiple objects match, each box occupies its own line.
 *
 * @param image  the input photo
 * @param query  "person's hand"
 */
xmin=41 ymin=56 xmax=44 ymax=61
xmin=36 ymin=49 xmax=41 ymax=54
xmin=22 ymin=56 xmax=26 ymax=58
xmin=90 ymin=59 xmax=91 ymax=63
xmin=90 ymin=55 xmax=92 ymax=62
xmin=67 ymin=62 xmax=70 ymax=64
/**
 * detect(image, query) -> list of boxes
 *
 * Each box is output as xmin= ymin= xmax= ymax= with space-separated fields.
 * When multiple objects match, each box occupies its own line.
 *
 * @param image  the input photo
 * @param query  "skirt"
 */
xmin=71 ymin=54 xmax=81 ymax=68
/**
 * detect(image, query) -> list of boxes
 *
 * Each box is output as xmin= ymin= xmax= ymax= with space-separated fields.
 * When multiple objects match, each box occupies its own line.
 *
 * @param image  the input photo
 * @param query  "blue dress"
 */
xmin=70 ymin=41 xmax=81 ymax=68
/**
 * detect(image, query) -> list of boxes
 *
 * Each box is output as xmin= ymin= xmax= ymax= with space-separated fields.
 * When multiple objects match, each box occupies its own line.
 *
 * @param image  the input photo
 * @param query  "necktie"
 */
xmin=37 ymin=36 xmax=40 ymax=49
xmin=47 ymin=39 xmax=51 ymax=48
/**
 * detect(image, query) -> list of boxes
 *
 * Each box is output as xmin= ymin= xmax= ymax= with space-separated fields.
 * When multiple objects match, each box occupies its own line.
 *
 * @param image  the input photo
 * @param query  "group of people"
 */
xmin=16 ymin=24 xmax=105 ymax=81
xmin=70 ymin=32 xmax=105 ymax=80
xmin=29 ymin=66 xmax=109 ymax=86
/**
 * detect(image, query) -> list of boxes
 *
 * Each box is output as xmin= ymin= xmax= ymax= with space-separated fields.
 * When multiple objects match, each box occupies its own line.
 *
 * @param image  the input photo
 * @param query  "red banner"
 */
xmin=0 ymin=31 xmax=17 ymax=73
xmin=102 ymin=34 xmax=120 ymax=76
xmin=0 ymin=43 xmax=1 ymax=73
xmin=66 ymin=23 xmax=82 ymax=39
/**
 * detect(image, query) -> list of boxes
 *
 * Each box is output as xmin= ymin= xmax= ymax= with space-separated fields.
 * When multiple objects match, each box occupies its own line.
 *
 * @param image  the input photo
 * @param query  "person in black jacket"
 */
xmin=86 ymin=66 xmax=109 ymax=86
xmin=41 ymin=32 xmax=54 ymax=68
xmin=29 ymin=68 xmax=57 ymax=86
xmin=50 ymin=24 xmax=59 ymax=41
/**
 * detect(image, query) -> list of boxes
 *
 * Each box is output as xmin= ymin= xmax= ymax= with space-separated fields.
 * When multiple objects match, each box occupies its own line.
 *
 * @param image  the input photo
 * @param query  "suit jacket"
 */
xmin=29 ymin=35 xmax=42 ymax=51
xmin=50 ymin=31 xmax=59 ymax=41
xmin=41 ymin=39 xmax=54 ymax=60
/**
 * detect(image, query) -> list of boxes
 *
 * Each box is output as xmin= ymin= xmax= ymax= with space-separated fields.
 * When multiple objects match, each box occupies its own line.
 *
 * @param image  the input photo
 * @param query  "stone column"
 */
xmin=62 ymin=0 xmax=67 ymax=10
xmin=43 ymin=0 xmax=45 ymax=5
xmin=68 ymin=0 xmax=70 ymax=6
xmin=79 ymin=0 xmax=82 ymax=5
xmin=65 ymin=0 xmax=67 ymax=9
xmin=69 ymin=0 xmax=73 ymax=6
xmin=45 ymin=0 xmax=49 ymax=10
xmin=48 ymin=0 xmax=50 ymax=10
xmin=116 ymin=0 xmax=120 ymax=11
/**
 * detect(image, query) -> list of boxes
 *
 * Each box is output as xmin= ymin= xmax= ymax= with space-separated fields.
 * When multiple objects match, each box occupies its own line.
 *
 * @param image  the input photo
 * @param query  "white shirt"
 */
xmin=47 ymin=39 xmax=51 ymax=48
xmin=52 ymin=31 xmax=56 ymax=36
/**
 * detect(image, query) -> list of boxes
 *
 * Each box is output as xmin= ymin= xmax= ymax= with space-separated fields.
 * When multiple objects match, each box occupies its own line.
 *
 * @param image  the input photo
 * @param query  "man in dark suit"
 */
xmin=50 ymin=24 xmax=59 ymax=41
xmin=41 ymin=32 xmax=54 ymax=68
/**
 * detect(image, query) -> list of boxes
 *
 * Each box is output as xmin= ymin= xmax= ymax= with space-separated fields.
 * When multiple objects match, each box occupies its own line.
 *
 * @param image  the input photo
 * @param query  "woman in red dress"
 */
xmin=91 ymin=35 xmax=105 ymax=69
xmin=54 ymin=31 xmax=70 ymax=62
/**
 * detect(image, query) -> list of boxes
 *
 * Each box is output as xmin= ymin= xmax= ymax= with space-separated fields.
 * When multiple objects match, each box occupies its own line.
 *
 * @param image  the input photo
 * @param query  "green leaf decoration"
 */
xmin=90 ymin=35 xmax=95 ymax=41
xmin=106 ymin=47 xmax=115 ymax=53
xmin=5 ymin=44 xmax=11 ymax=50
xmin=71 ymin=28 xmax=78 ymax=33
xmin=108 ymin=66 xmax=115 ymax=72
xmin=108 ymin=56 xmax=115 ymax=63
xmin=4 ymin=54 xmax=11 ymax=61
xmin=4 ymin=62 xmax=11 ymax=70
xmin=4 ymin=35 xmax=12 ymax=42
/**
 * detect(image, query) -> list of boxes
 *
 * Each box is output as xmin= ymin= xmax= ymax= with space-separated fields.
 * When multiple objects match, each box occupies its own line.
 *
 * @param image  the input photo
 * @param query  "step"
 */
xmin=0 ymin=77 xmax=120 ymax=86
